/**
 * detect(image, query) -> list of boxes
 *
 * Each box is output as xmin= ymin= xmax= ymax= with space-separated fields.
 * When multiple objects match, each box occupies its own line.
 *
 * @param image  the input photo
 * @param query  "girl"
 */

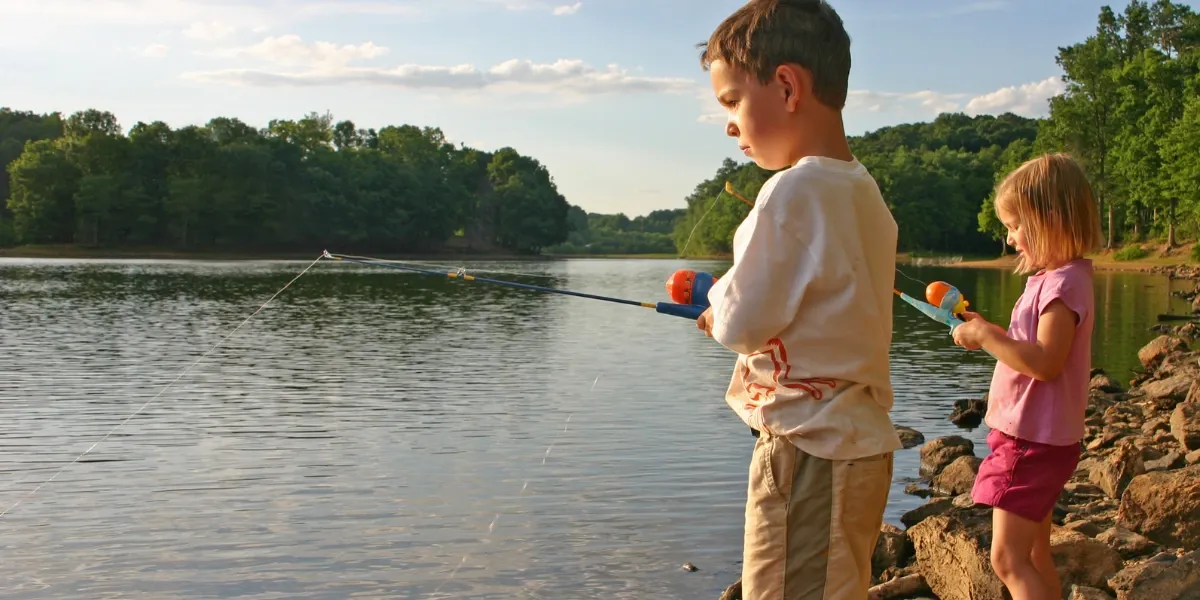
xmin=951 ymin=153 xmax=1103 ymax=600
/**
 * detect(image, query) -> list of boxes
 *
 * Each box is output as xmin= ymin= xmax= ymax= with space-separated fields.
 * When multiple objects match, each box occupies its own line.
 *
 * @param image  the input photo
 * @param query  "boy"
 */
xmin=694 ymin=1 xmax=902 ymax=598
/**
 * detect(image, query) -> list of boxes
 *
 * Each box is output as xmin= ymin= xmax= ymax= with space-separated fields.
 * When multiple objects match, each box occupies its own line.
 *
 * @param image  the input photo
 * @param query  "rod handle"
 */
xmin=655 ymin=302 xmax=707 ymax=320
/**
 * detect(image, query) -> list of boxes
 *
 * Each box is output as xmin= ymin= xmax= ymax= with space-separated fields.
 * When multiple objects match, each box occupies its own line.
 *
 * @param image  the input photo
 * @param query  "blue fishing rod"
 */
xmin=322 ymin=251 xmax=709 ymax=320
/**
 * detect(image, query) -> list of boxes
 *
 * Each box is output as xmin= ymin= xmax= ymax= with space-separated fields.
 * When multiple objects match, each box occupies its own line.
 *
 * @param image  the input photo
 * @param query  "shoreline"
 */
xmin=953 ymin=249 xmax=1200 ymax=276
xmin=2 ymin=245 xmax=1198 ymax=277
xmin=0 ymin=244 xmax=729 ymax=263
xmin=0 ymin=245 xmax=544 ymax=262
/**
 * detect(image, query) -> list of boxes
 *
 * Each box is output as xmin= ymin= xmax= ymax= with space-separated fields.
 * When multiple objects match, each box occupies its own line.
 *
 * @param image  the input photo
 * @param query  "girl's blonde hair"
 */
xmin=994 ymin=153 xmax=1104 ymax=274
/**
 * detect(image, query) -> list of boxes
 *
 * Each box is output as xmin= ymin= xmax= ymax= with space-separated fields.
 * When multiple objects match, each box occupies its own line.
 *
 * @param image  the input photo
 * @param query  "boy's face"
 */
xmin=709 ymin=59 xmax=795 ymax=171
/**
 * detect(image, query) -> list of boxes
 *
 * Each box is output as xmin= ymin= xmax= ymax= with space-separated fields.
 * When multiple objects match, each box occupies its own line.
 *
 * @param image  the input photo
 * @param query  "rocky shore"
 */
xmin=717 ymin=327 xmax=1200 ymax=600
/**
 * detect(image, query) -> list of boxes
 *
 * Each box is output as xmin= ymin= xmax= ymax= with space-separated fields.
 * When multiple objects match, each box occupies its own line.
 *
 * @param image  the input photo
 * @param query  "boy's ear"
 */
xmin=775 ymin=64 xmax=810 ymax=112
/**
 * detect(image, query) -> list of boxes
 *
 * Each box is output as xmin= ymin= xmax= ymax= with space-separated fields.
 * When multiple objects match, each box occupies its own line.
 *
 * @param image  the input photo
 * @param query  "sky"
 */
xmin=0 ymin=0 xmax=1187 ymax=217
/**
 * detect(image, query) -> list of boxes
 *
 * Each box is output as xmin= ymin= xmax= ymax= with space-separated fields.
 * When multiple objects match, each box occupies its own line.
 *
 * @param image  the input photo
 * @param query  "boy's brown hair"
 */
xmin=698 ymin=0 xmax=851 ymax=110
xmin=995 ymin=153 xmax=1104 ymax=274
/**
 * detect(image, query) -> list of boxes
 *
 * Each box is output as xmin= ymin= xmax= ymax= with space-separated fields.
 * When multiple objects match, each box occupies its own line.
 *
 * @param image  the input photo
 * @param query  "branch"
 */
xmin=868 ymin=574 xmax=930 ymax=600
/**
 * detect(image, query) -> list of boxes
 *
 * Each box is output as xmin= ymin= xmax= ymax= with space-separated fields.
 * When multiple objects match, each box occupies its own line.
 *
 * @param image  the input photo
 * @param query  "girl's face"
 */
xmin=998 ymin=204 xmax=1030 ymax=262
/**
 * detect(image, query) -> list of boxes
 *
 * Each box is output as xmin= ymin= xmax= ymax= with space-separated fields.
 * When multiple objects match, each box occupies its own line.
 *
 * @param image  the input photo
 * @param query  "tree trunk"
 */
xmin=1168 ymin=198 xmax=1177 ymax=247
xmin=1107 ymin=203 xmax=1115 ymax=249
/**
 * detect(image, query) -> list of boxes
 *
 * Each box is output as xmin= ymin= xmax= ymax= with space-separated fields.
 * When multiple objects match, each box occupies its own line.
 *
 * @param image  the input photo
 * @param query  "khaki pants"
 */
xmin=742 ymin=433 xmax=893 ymax=600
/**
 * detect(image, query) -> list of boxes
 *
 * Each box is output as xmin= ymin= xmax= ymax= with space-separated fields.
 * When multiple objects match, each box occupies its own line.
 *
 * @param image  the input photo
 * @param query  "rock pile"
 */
xmin=717 ymin=329 xmax=1200 ymax=600
xmin=1150 ymin=264 xmax=1200 ymax=280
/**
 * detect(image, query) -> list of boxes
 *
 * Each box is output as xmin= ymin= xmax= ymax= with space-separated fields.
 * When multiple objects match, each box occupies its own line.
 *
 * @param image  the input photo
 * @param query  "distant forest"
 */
xmin=2 ymin=2 xmax=1197 ymax=259
xmin=674 ymin=1 xmax=1200 ymax=259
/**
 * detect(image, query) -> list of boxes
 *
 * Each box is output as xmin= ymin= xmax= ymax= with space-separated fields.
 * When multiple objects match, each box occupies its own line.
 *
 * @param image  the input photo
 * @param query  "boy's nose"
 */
xmin=725 ymin=120 xmax=739 ymax=138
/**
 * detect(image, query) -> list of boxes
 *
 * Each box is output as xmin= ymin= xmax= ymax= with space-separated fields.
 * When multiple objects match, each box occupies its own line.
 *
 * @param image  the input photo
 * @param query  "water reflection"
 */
xmin=0 ymin=257 xmax=1176 ymax=598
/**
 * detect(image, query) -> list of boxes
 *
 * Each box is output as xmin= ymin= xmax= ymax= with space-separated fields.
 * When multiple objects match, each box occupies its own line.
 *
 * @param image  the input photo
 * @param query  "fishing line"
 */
xmin=427 ymin=373 xmax=600 ymax=599
xmin=895 ymin=268 xmax=928 ymax=287
xmin=324 ymin=251 xmax=706 ymax=320
xmin=0 ymin=253 xmax=327 ymax=520
xmin=679 ymin=182 xmax=755 ymax=258
xmin=678 ymin=194 xmax=724 ymax=258
xmin=332 ymin=252 xmax=562 ymax=281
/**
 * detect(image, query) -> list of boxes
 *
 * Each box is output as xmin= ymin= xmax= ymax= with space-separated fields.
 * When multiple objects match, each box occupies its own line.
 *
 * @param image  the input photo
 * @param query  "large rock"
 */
xmin=1139 ymin=335 xmax=1189 ymax=370
xmin=1117 ymin=465 xmax=1200 ymax=548
xmin=872 ymin=523 xmax=912 ymax=582
xmin=932 ymin=456 xmax=982 ymax=497
xmin=1107 ymin=551 xmax=1200 ymax=600
xmin=1091 ymin=370 xmax=1124 ymax=393
xmin=1145 ymin=450 xmax=1185 ymax=472
xmin=1171 ymin=403 xmax=1200 ymax=451
xmin=1103 ymin=403 xmax=1144 ymax=428
xmin=1050 ymin=527 xmax=1125 ymax=591
xmin=1096 ymin=526 xmax=1156 ymax=560
xmin=1069 ymin=586 xmax=1115 ymax=600
xmin=894 ymin=425 xmax=925 ymax=450
xmin=949 ymin=397 xmax=987 ymax=429
xmin=901 ymin=498 xmax=956 ymax=529
xmin=920 ymin=436 xmax=975 ymax=478
xmin=1186 ymin=379 xmax=1200 ymax=405
xmin=908 ymin=509 xmax=1005 ymax=600
xmin=1141 ymin=374 xmax=1193 ymax=409
xmin=1089 ymin=440 xmax=1146 ymax=500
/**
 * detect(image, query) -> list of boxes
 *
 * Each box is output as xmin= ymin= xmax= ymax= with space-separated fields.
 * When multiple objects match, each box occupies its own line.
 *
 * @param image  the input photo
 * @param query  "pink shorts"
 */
xmin=971 ymin=428 xmax=1080 ymax=523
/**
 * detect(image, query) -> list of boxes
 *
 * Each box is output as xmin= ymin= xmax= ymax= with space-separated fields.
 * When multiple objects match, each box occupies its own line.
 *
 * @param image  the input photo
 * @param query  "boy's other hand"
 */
xmin=697 ymin=307 xmax=714 ymax=337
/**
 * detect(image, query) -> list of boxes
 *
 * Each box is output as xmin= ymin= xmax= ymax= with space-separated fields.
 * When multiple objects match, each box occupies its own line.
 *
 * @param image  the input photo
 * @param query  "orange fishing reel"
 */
xmin=665 ymin=269 xmax=718 ymax=307
xmin=925 ymin=281 xmax=969 ymax=316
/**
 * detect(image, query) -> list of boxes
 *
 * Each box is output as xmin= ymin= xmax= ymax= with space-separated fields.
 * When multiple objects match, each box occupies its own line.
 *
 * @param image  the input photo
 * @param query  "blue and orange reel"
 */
xmin=665 ymin=269 xmax=718 ymax=308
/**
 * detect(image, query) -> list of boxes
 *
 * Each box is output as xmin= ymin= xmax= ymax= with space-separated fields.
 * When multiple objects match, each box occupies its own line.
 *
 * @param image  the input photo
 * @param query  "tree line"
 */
xmin=674 ymin=1 xmax=1200 ymax=260
xmin=3 ymin=2 xmax=1196 ymax=260
xmin=0 ymin=109 xmax=572 ymax=254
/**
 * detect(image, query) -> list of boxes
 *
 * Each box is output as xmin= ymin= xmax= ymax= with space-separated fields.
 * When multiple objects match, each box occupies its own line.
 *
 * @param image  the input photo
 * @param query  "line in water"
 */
xmin=427 ymin=373 xmax=599 ymax=599
xmin=0 ymin=253 xmax=327 ymax=521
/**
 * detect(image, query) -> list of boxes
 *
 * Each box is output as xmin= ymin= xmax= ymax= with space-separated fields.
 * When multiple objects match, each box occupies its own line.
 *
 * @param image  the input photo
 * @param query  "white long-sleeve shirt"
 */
xmin=707 ymin=155 xmax=903 ymax=461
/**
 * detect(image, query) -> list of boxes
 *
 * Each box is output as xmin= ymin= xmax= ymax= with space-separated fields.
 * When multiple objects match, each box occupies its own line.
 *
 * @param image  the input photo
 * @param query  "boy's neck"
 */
xmin=787 ymin=109 xmax=855 ymax=166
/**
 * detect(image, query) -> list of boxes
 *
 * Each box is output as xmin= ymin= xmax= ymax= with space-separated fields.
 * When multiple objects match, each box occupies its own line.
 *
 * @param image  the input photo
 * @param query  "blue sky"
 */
xmin=1 ymin=0 xmax=1186 ymax=217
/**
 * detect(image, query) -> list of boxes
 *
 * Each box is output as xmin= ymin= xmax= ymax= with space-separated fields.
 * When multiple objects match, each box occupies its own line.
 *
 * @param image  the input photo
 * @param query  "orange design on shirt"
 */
xmin=743 ymin=338 xmax=837 ymax=403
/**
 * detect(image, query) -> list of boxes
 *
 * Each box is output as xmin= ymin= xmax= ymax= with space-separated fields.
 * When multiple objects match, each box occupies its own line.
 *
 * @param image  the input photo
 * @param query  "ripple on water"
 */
xmin=6 ymin=257 xmax=1137 ymax=598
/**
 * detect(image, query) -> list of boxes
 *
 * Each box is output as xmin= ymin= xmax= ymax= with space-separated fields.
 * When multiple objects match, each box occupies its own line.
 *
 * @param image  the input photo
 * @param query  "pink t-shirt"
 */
xmin=985 ymin=258 xmax=1094 ymax=447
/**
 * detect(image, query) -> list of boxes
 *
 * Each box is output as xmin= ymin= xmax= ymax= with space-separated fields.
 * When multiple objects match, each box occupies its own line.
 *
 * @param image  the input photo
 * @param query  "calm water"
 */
xmin=0 ymin=257 xmax=1188 ymax=599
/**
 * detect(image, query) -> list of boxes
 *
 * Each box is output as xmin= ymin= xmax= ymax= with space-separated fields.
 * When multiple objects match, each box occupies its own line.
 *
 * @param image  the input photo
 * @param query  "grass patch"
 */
xmin=1113 ymin=244 xmax=1149 ymax=261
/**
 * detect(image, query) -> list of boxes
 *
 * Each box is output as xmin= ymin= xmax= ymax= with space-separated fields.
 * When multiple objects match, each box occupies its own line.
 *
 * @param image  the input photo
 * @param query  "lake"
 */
xmin=0 ymin=256 xmax=1189 ymax=599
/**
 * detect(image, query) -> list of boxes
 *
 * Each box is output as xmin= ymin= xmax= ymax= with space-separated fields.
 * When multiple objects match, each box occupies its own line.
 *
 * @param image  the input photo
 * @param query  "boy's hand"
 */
xmin=697 ymin=307 xmax=714 ymax=337
xmin=951 ymin=312 xmax=994 ymax=351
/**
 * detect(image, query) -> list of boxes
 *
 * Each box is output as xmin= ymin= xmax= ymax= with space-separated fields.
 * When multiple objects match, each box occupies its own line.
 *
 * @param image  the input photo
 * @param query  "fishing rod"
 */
xmin=723 ymin=182 xmax=992 ymax=352
xmin=322 ymin=251 xmax=709 ymax=320
xmin=327 ymin=181 xmax=986 ymax=351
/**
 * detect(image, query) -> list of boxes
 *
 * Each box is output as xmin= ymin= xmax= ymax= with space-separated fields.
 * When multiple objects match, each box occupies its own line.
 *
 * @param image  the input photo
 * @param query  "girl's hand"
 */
xmin=952 ymin=312 xmax=994 ymax=350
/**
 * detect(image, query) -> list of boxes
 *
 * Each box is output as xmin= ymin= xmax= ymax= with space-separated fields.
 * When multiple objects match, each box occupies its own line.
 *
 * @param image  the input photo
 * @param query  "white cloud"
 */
xmin=295 ymin=1 xmax=424 ymax=17
xmin=141 ymin=43 xmax=170 ymax=57
xmin=964 ymin=76 xmax=1065 ymax=117
xmin=696 ymin=76 xmax=1065 ymax=125
xmin=2 ymin=0 xmax=566 ymax=32
xmin=847 ymin=89 xmax=967 ymax=116
xmin=184 ymin=35 xmax=694 ymax=96
xmin=553 ymin=2 xmax=581 ymax=15
xmin=3 ymin=0 xmax=270 ymax=27
xmin=183 ymin=20 xmax=239 ymax=41
xmin=206 ymin=35 xmax=389 ymax=69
